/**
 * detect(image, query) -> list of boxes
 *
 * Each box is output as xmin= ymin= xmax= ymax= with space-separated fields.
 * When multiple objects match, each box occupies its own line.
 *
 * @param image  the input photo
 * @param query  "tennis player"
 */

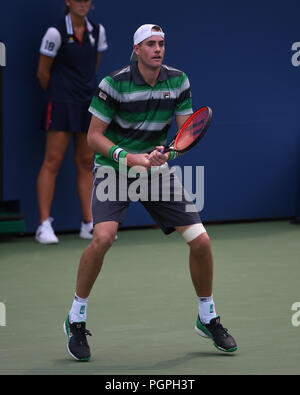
xmin=63 ymin=24 xmax=237 ymax=361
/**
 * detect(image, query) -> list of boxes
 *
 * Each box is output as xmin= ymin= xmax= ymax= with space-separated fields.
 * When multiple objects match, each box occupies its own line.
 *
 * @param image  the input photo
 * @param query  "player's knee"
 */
xmin=92 ymin=228 xmax=115 ymax=252
xmin=191 ymin=232 xmax=211 ymax=251
xmin=190 ymin=234 xmax=211 ymax=261
xmin=181 ymin=223 xmax=207 ymax=243
xmin=182 ymin=224 xmax=211 ymax=253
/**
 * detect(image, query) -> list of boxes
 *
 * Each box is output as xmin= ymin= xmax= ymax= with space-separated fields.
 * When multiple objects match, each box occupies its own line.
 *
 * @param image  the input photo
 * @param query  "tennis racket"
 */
xmin=162 ymin=106 xmax=212 ymax=154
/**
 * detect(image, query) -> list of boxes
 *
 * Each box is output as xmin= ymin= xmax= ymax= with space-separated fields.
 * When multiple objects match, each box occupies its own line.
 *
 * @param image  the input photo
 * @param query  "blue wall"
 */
xmin=1 ymin=0 xmax=300 ymax=233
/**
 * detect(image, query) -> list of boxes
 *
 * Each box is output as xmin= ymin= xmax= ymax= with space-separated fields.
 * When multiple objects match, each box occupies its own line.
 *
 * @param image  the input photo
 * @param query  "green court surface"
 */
xmin=0 ymin=220 xmax=299 ymax=375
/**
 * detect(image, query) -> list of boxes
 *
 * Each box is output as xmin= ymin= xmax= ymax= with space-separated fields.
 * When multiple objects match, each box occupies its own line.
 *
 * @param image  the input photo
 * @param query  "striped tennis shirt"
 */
xmin=89 ymin=62 xmax=193 ymax=170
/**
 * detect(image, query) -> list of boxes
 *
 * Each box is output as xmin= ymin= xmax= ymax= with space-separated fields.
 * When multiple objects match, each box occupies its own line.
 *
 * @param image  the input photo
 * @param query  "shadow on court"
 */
xmin=22 ymin=351 xmax=237 ymax=375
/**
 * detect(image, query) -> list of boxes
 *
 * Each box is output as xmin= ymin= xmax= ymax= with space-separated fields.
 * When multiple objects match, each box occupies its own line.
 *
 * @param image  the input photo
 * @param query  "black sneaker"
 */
xmin=63 ymin=314 xmax=92 ymax=361
xmin=195 ymin=315 xmax=237 ymax=352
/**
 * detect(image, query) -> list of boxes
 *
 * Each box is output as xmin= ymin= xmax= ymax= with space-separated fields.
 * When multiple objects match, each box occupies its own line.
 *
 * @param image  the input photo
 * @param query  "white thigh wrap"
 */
xmin=182 ymin=223 xmax=206 ymax=243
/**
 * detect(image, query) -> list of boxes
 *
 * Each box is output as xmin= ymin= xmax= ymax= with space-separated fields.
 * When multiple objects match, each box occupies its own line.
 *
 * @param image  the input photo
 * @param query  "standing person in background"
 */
xmin=35 ymin=0 xmax=108 ymax=244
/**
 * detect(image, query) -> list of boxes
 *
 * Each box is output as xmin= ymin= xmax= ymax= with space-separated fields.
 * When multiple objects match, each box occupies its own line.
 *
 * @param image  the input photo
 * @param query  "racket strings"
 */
xmin=174 ymin=110 xmax=209 ymax=151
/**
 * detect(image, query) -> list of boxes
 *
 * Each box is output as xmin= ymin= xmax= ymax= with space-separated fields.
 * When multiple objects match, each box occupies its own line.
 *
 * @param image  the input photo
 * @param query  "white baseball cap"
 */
xmin=130 ymin=24 xmax=165 ymax=62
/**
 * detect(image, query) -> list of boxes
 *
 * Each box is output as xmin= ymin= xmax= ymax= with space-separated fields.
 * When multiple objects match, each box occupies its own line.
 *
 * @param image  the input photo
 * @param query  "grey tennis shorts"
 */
xmin=91 ymin=164 xmax=202 ymax=235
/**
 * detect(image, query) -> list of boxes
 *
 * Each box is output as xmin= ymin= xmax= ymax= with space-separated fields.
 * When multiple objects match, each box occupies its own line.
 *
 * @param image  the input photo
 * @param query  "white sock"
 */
xmin=69 ymin=294 xmax=88 ymax=323
xmin=197 ymin=295 xmax=217 ymax=324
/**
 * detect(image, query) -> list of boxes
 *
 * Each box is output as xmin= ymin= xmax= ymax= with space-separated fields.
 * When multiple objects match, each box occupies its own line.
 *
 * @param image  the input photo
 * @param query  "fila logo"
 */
xmin=163 ymin=92 xmax=170 ymax=99
xmin=99 ymin=90 xmax=107 ymax=101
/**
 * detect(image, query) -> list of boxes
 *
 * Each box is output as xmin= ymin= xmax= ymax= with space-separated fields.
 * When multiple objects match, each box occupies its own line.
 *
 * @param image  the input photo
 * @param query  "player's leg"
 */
xmin=64 ymin=168 xmax=129 ymax=361
xmin=74 ymin=132 xmax=94 ymax=239
xmin=75 ymin=221 xmax=118 ymax=299
xmin=143 ymin=168 xmax=237 ymax=352
xmin=176 ymin=223 xmax=237 ymax=352
xmin=176 ymin=225 xmax=213 ymax=297
xmin=36 ymin=130 xmax=71 ymax=244
xmin=64 ymin=221 xmax=118 ymax=362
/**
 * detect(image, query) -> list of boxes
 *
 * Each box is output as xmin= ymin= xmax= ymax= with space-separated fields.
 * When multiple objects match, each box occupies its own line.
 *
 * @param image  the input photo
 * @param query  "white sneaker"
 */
xmin=79 ymin=221 xmax=93 ymax=239
xmin=35 ymin=217 xmax=59 ymax=244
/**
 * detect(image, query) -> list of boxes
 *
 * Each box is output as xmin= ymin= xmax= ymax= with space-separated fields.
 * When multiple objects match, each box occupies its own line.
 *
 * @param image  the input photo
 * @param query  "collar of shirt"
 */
xmin=131 ymin=62 xmax=168 ymax=86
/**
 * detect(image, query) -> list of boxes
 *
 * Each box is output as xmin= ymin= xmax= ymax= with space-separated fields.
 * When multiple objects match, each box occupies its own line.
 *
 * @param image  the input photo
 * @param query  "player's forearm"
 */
xmin=88 ymin=135 xmax=150 ymax=168
xmin=87 ymin=117 xmax=150 ymax=169
xmin=87 ymin=131 xmax=113 ymax=158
